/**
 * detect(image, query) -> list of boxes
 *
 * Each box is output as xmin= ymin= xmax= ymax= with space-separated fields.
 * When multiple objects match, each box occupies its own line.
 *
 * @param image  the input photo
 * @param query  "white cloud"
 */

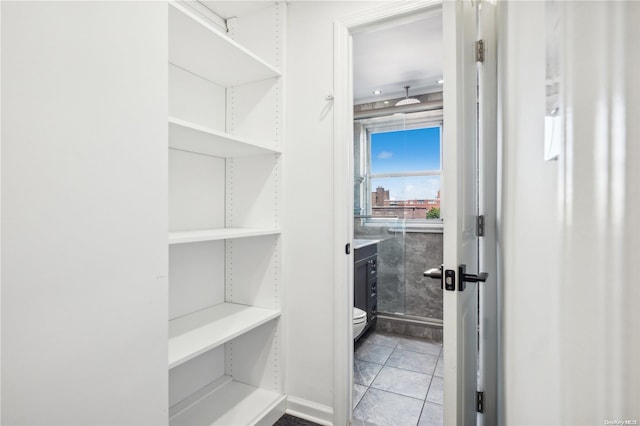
xmin=377 ymin=151 xmax=393 ymax=160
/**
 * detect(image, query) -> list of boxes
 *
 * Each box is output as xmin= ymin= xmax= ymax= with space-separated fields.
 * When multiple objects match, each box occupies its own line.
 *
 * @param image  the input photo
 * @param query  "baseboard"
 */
xmin=285 ymin=396 xmax=334 ymax=426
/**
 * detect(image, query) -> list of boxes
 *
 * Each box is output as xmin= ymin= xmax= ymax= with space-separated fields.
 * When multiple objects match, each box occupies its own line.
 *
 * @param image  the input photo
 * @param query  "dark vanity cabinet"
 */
xmin=354 ymin=243 xmax=378 ymax=338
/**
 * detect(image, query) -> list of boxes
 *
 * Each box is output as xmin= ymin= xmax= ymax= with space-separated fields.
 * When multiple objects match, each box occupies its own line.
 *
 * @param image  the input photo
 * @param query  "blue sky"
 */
xmin=371 ymin=127 xmax=441 ymax=173
xmin=370 ymin=127 xmax=441 ymax=200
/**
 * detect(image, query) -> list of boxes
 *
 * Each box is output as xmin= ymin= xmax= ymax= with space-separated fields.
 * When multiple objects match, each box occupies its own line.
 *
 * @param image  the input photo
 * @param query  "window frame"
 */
xmin=361 ymin=113 xmax=444 ymax=230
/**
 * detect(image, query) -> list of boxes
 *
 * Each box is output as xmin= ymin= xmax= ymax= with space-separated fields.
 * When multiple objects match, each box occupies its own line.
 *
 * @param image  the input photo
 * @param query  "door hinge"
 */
xmin=476 ymin=391 xmax=484 ymax=413
xmin=475 ymin=39 xmax=485 ymax=63
xmin=477 ymin=215 xmax=485 ymax=237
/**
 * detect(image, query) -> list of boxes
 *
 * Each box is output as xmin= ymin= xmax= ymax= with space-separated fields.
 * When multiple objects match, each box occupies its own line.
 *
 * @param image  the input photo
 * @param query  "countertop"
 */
xmin=353 ymin=238 xmax=381 ymax=250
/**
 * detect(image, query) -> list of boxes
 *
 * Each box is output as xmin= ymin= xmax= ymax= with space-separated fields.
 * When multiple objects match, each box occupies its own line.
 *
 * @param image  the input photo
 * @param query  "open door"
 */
xmin=441 ymin=0 xmax=495 ymax=424
xmin=332 ymin=1 xmax=496 ymax=424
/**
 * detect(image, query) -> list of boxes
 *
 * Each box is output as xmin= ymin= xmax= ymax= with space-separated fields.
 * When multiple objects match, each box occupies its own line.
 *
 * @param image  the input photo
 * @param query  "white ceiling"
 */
xmin=199 ymin=1 xmax=443 ymax=105
xmin=352 ymin=9 xmax=443 ymax=104
xmin=200 ymin=1 xmax=273 ymax=19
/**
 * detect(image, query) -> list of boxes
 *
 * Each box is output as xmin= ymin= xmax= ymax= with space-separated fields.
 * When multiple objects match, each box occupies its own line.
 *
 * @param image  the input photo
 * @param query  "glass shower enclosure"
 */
xmin=353 ymin=114 xmax=444 ymax=337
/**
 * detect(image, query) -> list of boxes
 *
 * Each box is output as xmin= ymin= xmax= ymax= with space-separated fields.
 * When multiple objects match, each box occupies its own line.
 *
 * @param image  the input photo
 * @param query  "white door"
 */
xmin=441 ymin=0 xmax=495 ymax=424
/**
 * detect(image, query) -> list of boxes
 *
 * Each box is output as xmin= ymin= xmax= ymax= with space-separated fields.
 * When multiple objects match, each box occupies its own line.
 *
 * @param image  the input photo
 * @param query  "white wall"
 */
xmin=499 ymin=1 xmax=640 ymax=423
xmin=284 ymin=1 xmax=383 ymax=422
xmin=1 ymin=3 xmax=168 ymax=424
xmin=556 ymin=1 xmax=640 ymax=422
xmin=498 ymin=2 xmax=562 ymax=423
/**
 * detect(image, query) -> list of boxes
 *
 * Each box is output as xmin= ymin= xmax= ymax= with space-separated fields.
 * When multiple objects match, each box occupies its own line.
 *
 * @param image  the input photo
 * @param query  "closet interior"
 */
xmin=167 ymin=2 xmax=285 ymax=424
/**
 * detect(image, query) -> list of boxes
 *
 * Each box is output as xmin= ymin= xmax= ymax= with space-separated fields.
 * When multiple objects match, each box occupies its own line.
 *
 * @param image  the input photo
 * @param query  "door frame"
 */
xmin=332 ymin=2 xmax=443 ymax=425
xmin=476 ymin=2 xmax=498 ymax=424
xmin=332 ymin=1 xmax=498 ymax=425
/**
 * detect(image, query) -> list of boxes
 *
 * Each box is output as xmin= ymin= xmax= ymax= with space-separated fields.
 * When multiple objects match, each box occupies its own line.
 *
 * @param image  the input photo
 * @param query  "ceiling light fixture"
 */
xmin=395 ymin=85 xmax=420 ymax=106
xmin=373 ymin=90 xmax=382 ymax=95
xmin=437 ymin=79 xmax=444 ymax=84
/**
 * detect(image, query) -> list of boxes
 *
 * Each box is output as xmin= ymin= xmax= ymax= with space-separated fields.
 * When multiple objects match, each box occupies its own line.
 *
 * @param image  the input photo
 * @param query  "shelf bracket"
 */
xmin=226 ymin=17 xmax=238 ymax=34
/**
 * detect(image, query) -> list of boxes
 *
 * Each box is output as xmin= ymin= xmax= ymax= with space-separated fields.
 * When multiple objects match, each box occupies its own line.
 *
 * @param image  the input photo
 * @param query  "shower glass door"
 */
xmin=353 ymin=112 xmax=443 ymax=323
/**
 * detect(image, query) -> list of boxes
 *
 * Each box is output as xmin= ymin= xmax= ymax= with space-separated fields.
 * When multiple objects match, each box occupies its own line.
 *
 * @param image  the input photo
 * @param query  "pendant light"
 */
xmin=395 ymin=85 xmax=421 ymax=106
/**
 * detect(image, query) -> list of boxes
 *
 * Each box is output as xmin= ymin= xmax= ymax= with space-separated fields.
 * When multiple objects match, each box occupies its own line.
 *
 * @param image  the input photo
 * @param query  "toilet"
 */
xmin=353 ymin=307 xmax=367 ymax=339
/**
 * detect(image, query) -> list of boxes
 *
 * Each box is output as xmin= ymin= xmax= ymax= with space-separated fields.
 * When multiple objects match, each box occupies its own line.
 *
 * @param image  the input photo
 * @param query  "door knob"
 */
xmin=423 ymin=267 xmax=442 ymax=280
xmin=424 ymin=265 xmax=444 ymax=290
xmin=458 ymin=264 xmax=489 ymax=291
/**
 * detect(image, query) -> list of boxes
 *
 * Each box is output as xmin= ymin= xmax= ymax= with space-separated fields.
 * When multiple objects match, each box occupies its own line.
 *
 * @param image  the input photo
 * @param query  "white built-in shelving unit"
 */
xmin=168 ymin=1 xmax=285 ymax=424
xmin=168 ymin=117 xmax=281 ymax=158
xmin=169 ymin=302 xmax=281 ymax=368
xmin=169 ymin=227 xmax=281 ymax=245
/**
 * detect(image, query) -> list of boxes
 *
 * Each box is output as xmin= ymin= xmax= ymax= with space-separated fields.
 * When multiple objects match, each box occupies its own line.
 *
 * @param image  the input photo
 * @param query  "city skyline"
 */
xmin=371 ymin=184 xmax=440 ymax=219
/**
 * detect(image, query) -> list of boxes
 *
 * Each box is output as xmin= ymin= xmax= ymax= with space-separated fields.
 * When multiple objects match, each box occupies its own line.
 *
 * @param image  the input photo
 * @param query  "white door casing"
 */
xmin=334 ymin=0 xmax=497 ymax=424
xmin=333 ymin=3 xmax=442 ymax=424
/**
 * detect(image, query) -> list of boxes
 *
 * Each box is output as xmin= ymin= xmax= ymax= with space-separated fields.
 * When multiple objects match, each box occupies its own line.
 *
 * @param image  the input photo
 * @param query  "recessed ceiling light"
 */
xmin=373 ymin=90 xmax=382 ymax=95
xmin=383 ymin=101 xmax=389 ymax=104
xmin=437 ymin=79 xmax=444 ymax=84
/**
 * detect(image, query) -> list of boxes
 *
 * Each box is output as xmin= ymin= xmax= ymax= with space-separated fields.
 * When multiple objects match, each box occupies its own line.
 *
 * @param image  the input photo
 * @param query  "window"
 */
xmin=365 ymin=125 xmax=442 ymax=222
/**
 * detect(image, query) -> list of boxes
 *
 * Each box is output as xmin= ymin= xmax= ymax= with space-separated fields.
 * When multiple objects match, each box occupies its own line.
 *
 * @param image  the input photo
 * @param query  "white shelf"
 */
xmin=169 ymin=117 xmax=280 ymax=158
xmin=169 ymin=228 xmax=280 ymax=245
xmin=169 ymin=303 xmax=280 ymax=369
xmin=170 ymin=377 xmax=286 ymax=426
xmin=169 ymin=2 xmax=281 ymax=87
xmin=167 ymin=2 xmax=284 ymax=423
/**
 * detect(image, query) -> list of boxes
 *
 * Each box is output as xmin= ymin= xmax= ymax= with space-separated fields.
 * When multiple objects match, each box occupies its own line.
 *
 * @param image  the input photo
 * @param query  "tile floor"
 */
xmin=353 ymin=330 xmax=444 ymax=426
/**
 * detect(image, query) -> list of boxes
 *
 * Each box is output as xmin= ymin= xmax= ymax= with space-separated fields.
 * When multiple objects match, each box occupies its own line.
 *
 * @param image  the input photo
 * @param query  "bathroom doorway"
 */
xmin=349 ymin=5 xmax=446 ymax=425
xmin=333 ymin=1 xmax=498 ymax=425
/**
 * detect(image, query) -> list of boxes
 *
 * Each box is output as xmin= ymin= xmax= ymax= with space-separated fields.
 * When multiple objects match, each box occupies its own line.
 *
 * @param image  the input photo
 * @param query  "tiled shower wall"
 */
xmin=404 ymin=232 xmax=443 ymax=319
